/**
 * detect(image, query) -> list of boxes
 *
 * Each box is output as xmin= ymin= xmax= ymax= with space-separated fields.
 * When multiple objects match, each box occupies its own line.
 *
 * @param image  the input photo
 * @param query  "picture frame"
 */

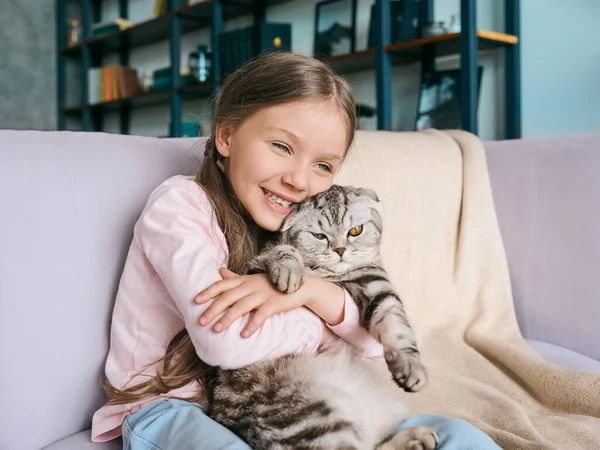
xmin=367 ymin=0 xmax=420 ymax=48
xmin=313 ymin=0 xmax=357 ymax=57
xmin=415 ymin=67 xmax=484 ymax=131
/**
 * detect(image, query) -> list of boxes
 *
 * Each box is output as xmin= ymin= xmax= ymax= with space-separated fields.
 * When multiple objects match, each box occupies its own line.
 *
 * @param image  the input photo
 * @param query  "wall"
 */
xmin=520 ymin=0 xmax=600 ymax=138
xmin=0 ymin=0 xmax=57 ymax=131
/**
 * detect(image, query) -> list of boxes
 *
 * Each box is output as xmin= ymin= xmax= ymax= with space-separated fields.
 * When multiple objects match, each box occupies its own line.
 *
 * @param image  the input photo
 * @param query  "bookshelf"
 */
xmin=56 ymin=0 xmax=521 ymax=138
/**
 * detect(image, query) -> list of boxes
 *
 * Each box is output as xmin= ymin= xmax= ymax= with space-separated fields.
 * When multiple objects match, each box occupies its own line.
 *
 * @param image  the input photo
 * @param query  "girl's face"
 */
xmin=215 ymin=99 xmax=349 ymax=232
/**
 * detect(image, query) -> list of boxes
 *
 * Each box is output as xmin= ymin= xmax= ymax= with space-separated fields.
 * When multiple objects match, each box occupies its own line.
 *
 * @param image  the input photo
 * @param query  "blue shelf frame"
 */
xmin=460 ymin=0 xmax=478 ymax=135
xmin=505 ymin=0 xmax=521 ymax=139
xmin=56 ymin=0 xmax=521 ymax=139
xmin=375 ymin=0 xmax=521 ymax=139
xmin=57 ymin=0 xmax=267 ymax=137
xmin=374 ymin=0 xmax=392 ymax=130
xmin=56 ymin=0 xmax=67 ymax=131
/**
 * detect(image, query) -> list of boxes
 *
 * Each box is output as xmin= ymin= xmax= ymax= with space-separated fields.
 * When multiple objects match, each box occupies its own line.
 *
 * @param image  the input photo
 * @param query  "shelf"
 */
xmin=60 ymin=0 xmax=295 ymax=57
xmin=63 ymin=89 xmax=172 ymax=115
xmin=61 ymin=28 xmax=518 ymax=115
xmin=62 ymin=80 xmax=216 ymax=115
xmin=385 ymin=30 xmax=518 ymax=64
xmin=321 ymin=30 xmax=517 ymax=75
xmin=179 ymin=81 xmax=215 ymax=97
xmin=324 ymin=49 xmax=375 ymax=75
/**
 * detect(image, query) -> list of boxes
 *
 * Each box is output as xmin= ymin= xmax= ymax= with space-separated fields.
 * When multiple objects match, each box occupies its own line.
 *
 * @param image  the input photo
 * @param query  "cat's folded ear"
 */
xmin=280 ymin=207 xmax=301 ymax=232
xmin=354 ymin=187 xmax=380 ymax=203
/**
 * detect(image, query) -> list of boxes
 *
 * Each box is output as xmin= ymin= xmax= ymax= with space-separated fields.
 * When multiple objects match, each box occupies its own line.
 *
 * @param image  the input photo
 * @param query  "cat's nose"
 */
xmin=334 ymin=247 xmax=346 ymax=257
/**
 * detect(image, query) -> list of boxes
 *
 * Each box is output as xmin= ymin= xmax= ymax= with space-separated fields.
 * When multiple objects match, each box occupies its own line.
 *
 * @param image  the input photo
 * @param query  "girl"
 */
xmin=91 ymin=52 xmax=500 ymax=450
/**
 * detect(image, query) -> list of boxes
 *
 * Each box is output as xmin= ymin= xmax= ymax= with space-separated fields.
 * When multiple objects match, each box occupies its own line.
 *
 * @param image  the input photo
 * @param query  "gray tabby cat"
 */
xmin=205 ymin=185 xmax=435 ymax=450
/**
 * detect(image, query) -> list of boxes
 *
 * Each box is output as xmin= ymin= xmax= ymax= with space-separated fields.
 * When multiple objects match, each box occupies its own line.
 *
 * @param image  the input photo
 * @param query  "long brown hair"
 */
xmin=103 ymin=51 xmax=357 ymax=406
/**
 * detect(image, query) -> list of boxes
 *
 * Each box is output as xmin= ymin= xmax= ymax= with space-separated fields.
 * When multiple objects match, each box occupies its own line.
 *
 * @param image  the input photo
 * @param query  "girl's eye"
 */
xmin=272 ymin=142 xmax=291 ymax=154
xmin=312 ymin=233 xmax=327 ymax=240
xmin=347 ymin=225 xmax=363 ymax=237
xmin=315 ymin=162 xmax=332 ymax=173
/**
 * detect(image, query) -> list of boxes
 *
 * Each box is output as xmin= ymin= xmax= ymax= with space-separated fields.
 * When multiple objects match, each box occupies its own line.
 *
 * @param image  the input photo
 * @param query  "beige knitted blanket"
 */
xmin=335 ymin=129 xmax=600 ymax=449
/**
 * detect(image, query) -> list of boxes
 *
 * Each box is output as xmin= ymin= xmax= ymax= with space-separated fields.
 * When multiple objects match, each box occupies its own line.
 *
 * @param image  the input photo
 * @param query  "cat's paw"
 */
xmin=387 ymin=426 xmax=438 ymax=450
xmin=384 ymin=349 xmax=428 ymax=392
xmin=266 ymin=246 xmax=305 ymax=294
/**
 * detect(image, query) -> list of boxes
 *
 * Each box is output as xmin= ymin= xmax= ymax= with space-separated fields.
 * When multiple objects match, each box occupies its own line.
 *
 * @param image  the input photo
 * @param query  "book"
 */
xmin=92 ymin=17 xmax=134 ymax=38
xmin=153 ymin=0 xmax=189 ymax=17
xmin=88 ymin=65 xmax=142 ymax=104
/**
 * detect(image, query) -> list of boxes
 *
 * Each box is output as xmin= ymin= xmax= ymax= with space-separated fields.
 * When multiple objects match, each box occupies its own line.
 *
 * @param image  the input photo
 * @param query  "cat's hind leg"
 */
xmin=375 ymin=426 xmax=438 ymax=450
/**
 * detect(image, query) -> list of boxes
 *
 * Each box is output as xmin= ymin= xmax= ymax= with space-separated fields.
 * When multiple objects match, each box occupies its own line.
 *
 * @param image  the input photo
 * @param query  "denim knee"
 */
xmin=397 ymin=414 xmax=501 ymax=450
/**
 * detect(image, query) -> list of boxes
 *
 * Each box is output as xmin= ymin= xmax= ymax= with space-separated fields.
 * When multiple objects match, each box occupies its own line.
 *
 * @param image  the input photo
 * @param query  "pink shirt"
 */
xmin=91 ymin=175 xmax=383 ymax=442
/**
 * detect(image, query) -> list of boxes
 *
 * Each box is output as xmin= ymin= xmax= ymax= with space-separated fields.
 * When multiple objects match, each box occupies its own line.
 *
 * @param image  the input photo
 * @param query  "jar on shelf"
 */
xmin=67 ymin=18 xmax=82 ymax=46
xmin=189 ymin=45 xmax=212 ymax=83
xmin=140 ymin=71 xmax=153 ymax=93
xmin=197 ymin=45 xmax=211 ymax=82
xmin=447 ymin=14 xmax=461 ymax=33
xmin=422 ymin=21 xmax=447 ymax=37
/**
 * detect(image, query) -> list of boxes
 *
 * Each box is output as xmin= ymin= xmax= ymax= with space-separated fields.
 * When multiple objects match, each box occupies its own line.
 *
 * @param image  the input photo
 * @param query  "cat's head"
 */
xmin=280 ymin=185 xmax=382 ymax=274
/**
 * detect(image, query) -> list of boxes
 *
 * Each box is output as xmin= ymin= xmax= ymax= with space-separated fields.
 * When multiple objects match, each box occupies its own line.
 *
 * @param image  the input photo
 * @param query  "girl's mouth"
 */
xmin=262 ymin=188 xmax=295 ymax=215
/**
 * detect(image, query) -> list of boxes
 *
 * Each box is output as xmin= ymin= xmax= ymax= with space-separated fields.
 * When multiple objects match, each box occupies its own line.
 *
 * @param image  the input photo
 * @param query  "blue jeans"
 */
xmin=122 ymin=399 xmax=500 ymax=450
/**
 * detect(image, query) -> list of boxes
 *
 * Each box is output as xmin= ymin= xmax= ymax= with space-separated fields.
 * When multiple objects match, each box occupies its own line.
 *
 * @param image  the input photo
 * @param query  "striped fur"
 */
xmin=255 ymin=185 xmax=427 ymax=392
xmin=206 ymin=185 xmax=435 ymax=449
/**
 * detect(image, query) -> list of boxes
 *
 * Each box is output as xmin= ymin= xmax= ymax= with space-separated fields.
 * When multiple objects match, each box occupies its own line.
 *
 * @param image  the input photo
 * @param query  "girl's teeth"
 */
xmin=265 ymin=190 xmax=292 ymax=208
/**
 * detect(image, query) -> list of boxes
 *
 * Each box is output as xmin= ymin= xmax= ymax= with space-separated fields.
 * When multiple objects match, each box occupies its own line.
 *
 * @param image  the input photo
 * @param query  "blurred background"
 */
xmin=1 ymin=0 xmax=599 ymax=141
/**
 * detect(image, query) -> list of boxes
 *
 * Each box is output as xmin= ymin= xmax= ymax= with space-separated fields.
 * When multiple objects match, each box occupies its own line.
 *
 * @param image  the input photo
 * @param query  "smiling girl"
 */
xmin=91 ymin=52 xmax=500 ymax=450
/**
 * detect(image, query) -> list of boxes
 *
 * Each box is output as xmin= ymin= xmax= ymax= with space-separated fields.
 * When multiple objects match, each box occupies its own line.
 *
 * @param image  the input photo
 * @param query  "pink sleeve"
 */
xmin=327 ymin=290 xmax=384 ymax=360
xmin=135 ymin=177 xmax=323 ymax=369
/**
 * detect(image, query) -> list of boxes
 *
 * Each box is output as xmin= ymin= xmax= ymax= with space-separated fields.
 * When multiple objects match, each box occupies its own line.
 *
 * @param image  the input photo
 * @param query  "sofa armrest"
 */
xmin=484 ymin=134 xmax=600 ymax=362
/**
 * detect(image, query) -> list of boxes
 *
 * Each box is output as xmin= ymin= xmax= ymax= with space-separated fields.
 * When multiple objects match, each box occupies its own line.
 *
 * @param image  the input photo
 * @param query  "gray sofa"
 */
xmin=1 ymin=130 xmax=598 ymax=450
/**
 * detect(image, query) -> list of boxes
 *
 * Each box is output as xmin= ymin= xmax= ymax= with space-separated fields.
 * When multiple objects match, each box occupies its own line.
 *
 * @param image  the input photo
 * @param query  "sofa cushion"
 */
xmin=42 ymin=342 xmax=599 ymax=449
xmin=0 ymin=131 xmax=205 ymax=450
xmin=42 ymin=431 xmax=121 ymax=450
xmin=527 ymin=339 xmax=600 ymax=374
xmin=486 ymin=135 xmax=600 ymax=362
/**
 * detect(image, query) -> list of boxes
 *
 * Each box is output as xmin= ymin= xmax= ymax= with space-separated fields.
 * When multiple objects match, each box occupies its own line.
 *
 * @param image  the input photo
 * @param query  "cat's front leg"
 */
xmin=383 ymin=344 xmax=427 ymax=393
xmin=341 ymin=281 xmax=427 ymax=392
xmin=248 ymin=245 xmax=305 ymax=294
xmin=372 ymin=295 xmax=428 ymax=392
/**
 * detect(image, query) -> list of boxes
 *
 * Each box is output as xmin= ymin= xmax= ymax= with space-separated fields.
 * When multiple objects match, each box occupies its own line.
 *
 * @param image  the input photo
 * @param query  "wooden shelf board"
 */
xmin=178 ymin=81 xmax=215 ymax=97
xmin=324 ymin=49 xmax=376 ymax=75
xmin=385 ymin=30 xmax=518 ymax=64
xmin=62 ymin=89 xmax=172 ymax=115
xmin=320 ymin=30 xmax=516 ymax=75
xmin=62 ymin=80 xmax=217 ymax=115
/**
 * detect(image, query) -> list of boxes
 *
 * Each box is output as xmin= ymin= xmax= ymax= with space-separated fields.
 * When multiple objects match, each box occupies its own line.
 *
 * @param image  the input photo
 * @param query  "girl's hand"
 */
xmin=195 ymin=268 xmax=311 ymax=337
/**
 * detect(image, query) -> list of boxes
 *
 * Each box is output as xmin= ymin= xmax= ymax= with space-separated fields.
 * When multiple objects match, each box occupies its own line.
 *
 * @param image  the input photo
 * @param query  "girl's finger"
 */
xmin=194 ymin=276 xmax=244 ymax=304
xmin=241 ymin=301 xmax=279 ymax=338
xmin=213 ymin=294 xmax=263 ymax=333
xmin=219 ymin=267 xmax=239 ymax=279
xmin=198 ymin=285 xmax=251 ymax=326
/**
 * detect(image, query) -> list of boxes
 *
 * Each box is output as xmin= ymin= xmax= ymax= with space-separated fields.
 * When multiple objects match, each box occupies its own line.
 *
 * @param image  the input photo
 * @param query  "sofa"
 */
xmin=0 ymin=129 xmax=598 ymax=450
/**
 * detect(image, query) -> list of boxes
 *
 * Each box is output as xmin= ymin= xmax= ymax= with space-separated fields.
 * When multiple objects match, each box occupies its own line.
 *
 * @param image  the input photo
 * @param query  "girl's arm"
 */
xmin=135 ymin=177 xmax=325 ymax=369
xmin=200 ymin=269 xmax=384 ymax=361
xmin=304 ymin=275 xmax=384 ymax=360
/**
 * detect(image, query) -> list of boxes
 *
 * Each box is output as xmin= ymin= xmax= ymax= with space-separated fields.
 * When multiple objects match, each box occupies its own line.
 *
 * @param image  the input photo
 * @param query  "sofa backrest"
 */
xmin=485 ymin=133 xmax=600 ymax=361
xmin=0 ymin=131 xmax=205 ymax=450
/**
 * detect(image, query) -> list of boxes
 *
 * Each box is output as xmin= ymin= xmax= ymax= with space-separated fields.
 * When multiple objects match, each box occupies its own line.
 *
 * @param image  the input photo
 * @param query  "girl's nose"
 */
xmin=282 ymin=166 xmax=309 ymax=192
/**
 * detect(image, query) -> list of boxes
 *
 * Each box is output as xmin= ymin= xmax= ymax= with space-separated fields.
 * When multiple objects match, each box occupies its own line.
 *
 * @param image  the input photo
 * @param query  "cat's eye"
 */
xmin=312 ymin=233 xmax=327 ymax=240
xmin=347 ymin=225 xmax=363 ymax=237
